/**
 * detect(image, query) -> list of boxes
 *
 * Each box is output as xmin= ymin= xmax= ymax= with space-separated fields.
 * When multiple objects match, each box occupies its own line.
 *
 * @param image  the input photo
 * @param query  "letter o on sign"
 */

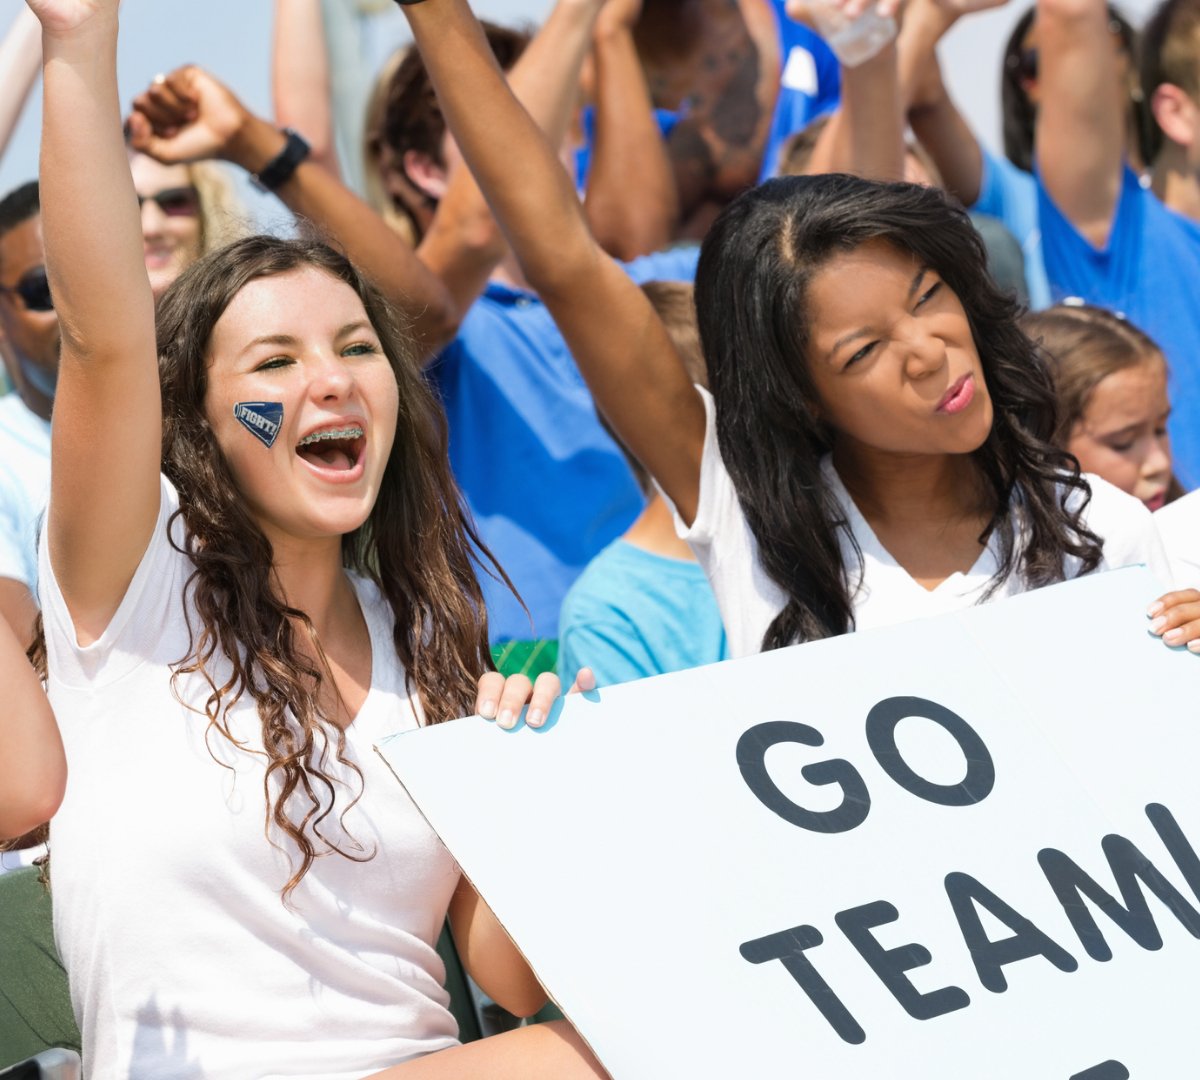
xmin=865 ymin=696 xmax=995 ymax=807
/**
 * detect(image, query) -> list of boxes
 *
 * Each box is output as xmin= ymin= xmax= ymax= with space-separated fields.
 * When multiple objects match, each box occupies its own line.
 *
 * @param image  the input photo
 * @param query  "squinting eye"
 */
xmin=343 ymin=342 xmax=379 ymax=357
xmin=916 ymin=281 xmax=943 ymax=307
xmin=256 ymin=357 xmax=293 ymax=371
xmin=844 ymin=342 xmax=876 ymax=369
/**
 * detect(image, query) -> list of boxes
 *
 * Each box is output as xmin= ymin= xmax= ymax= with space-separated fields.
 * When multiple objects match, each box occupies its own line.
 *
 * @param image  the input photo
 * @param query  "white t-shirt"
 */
xmin=40 ymin=476 xmax=461 ymax=1080
xmin=675 ymin=389 xmax=1173 ymax=658
xmin=1156 ymin=491 xmax=1200 ymax=587
xmin=0 ymin=391 xmax=51 ymax=590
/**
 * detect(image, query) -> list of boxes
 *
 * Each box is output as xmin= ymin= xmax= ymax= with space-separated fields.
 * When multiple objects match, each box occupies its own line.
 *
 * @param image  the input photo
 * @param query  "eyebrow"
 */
xmin=824 ymin=266 xmax=931 ymax=366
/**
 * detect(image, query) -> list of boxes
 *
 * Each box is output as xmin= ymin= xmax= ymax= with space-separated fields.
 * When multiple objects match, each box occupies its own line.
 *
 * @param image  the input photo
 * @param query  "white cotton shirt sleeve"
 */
xmin=1076 ymin=473 xmax=1176 ymax=591
xmin=1156 ymin=490 xmax=1200 ymax=589
xmin=663 ymin=386 xmax=790 ymax=658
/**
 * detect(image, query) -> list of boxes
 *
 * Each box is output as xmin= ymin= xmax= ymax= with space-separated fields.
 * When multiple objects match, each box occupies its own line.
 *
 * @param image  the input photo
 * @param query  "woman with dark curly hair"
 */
xmin=393 ymin=0 xmax=1200 ymax=660
xmin=25 ymin=0 xmax=607 ymax=1076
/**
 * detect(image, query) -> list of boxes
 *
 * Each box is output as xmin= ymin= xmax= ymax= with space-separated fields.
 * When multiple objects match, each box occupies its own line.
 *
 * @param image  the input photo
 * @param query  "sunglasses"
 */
xmin=0 ymin=266 xmax=53 ymax=312
xmin=137 ymin=186 xmax=200 ymax=217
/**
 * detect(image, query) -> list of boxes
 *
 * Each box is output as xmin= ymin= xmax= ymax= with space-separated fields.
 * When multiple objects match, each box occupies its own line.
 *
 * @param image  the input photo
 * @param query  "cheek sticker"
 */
xmin=234 ymin=402 xmax=284 ymax=449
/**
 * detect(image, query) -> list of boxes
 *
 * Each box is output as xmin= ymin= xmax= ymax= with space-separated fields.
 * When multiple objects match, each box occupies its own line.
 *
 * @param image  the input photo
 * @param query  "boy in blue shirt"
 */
xmin=1036 ymin=0 xmax=1200 ymax=488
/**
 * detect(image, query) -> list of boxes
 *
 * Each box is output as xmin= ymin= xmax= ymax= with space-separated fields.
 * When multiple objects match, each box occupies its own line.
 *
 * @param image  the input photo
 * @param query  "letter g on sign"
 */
xmin=736 ymin=721 xmax=871 ymax=833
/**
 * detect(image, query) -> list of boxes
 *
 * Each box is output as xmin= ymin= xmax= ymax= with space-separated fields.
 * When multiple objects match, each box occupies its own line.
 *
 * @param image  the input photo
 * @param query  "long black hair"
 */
xmin=694 ymin=173 xmax=1103 ymax=650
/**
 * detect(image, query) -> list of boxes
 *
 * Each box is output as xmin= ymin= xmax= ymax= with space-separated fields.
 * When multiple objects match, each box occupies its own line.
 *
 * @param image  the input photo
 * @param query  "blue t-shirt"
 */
xmin=429 ymin=247 xmax=701 ymax=643
xmin=558 ymin=538 xmax=729 ymax=687
xmin=1038 ymin=167 xmax=1200 ymax=488
xmin=973 ymin=145 xmax=1050 ymax=310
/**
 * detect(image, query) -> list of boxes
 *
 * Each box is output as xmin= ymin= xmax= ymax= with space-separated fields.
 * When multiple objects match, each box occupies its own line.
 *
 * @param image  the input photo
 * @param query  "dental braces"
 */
xmin=297 ymin=426 xmax=364 ymax=447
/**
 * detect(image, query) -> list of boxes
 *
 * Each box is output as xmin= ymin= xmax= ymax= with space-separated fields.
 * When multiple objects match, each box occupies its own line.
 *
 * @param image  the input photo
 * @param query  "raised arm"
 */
xmin=0 ymin=615 xmax=64 ymax=840
xmin=416 ymin=0 xmax=613 ymax=333
xmin=396 ymin=0 xmax=705 ymax=521
xmin=1035 ymin=0 xmax=1124 ymax=246
xmin=899 ymin=0 xmax=988 ymax=203
xmin=582 ymin=0 xmax=680 ymax=258
xmin=804 ymin=36 xmax=906 ymax=181
xmin=28 ymin=0 xmax=162 ymax=643
xmin=0 ymin=7 xmax=42 ymax=163
xmin=127 ymin=65 xmax=459 ymax=351
xmin=272 ymin=0 xmax=342 ymax=177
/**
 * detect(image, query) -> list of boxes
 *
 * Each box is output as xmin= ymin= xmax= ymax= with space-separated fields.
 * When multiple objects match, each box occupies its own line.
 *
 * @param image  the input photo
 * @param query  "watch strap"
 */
xmin=254 ymin=129 xmax=311 ymax=192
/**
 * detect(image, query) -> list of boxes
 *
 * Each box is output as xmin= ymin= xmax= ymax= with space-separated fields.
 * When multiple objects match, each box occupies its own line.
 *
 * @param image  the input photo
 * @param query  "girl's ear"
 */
xmin=1151 ymin=83 xmax=1199 ymax=152
xmin=401 ymin=150 xmax=450 ymax=202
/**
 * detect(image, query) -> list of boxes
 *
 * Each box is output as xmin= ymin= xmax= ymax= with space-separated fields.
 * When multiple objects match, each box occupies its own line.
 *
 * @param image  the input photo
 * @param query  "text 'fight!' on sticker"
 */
xmin=234 ymin=402 xmax=284 ymax=449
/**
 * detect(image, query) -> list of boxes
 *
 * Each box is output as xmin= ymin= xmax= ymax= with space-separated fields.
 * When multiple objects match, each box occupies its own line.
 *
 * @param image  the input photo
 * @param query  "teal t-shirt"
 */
xmin=557 ymin=539 xmax=729 ymax=688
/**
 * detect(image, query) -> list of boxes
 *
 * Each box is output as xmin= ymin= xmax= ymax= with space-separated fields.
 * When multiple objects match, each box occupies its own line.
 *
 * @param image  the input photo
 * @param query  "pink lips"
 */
xmin=937 ymin=374 xmax=975 ymax=415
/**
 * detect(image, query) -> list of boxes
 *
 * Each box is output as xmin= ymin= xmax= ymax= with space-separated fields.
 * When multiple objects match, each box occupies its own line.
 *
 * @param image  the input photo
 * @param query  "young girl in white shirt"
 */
xmin=391 ymin=0 xmax=1200 ymax=659
xmin=25 ymin=0 xmax=603 ymax=1077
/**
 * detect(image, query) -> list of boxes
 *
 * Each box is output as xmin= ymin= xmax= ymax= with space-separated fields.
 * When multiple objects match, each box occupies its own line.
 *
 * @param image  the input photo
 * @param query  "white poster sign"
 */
xmin=378 ymin=568 xmax=1200 ymax=1079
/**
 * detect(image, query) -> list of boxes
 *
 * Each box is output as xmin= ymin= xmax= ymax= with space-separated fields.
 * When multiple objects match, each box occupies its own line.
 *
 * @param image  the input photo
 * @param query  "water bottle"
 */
xmin=806 ymin=0 xmax=897 ymax=68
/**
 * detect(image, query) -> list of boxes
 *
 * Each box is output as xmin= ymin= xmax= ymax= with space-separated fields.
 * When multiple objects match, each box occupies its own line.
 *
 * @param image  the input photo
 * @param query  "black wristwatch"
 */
xmin=253 ymin=129 xmax=311 ymax=192
xmin=391 ymin=0 xmax=430 ymax=6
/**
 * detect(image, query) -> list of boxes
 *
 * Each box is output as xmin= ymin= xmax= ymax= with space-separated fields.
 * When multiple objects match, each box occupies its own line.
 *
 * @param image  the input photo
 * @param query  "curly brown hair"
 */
xmin=148 ymin=236 xmax=500 ymax=898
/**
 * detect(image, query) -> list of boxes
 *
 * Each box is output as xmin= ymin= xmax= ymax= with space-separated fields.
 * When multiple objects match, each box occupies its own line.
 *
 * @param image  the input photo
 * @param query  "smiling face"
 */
xmin=130 ymin=154 xmax=204 ymax=299
xmin=203 ymin=266 xmax=400 ymax=546
xmin=1068 ymin=357 xmax=1172 ymax=510
xmin=803 ymin=239 xmax=994 ymax=461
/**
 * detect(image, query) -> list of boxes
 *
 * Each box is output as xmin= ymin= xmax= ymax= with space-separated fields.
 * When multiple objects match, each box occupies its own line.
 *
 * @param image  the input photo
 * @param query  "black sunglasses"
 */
xmin=0 ymin=266 xmax=53 ymax=312
xmin=137 ymin=185 xmax=200 ymax=217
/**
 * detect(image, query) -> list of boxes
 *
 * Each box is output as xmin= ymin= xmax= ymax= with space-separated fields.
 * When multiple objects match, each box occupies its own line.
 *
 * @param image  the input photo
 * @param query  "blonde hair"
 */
xmin=188 ymin=161 xmax=249 ymax=254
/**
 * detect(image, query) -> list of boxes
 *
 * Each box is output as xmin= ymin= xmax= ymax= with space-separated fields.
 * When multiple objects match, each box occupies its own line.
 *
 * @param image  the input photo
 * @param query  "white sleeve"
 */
xmin=1083 ymin=475 xmax=1176 ymax=591
xmin=662 ymin=386 xmax=741 ymax=564
xmin=0 ymin=491 xmax=34 ymax=588
xmin=38 ymin=474 xmax=191 ymax=686
xmin=1156 ymin=493 xmax=1200 ymax=589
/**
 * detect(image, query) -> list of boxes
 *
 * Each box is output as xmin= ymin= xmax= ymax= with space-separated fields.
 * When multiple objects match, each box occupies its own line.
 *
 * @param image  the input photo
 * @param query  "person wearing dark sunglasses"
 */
xmin=0 ymin=180 xmax=59 ymax=647
xmin=131 ymin=154 xmax=206 ymax=298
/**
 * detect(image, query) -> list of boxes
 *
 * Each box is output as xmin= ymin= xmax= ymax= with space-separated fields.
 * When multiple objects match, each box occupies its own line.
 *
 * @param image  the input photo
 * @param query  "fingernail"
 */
xmin=527 ymin=708 xmax=544 ymax=728
xmin=1150 ymin=616 xmax=1167 ymax=633
xmin=1148 ymin=601 xmax=1164 ymax=617
xmin=1189 ymin=639 xmax=1200 ymax=653
xmin=479 ymin=699 xmax=497 ymax=719
xmin=497 ymin=709 xmax=515 ymax=730
xmin=1164 ymin=627 xmax=1184 ymax=644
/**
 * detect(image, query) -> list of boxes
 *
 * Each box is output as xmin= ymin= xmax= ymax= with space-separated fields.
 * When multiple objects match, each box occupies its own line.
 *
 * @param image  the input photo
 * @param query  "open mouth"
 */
xmin=295 ymin=425 xmax=366 ymax=474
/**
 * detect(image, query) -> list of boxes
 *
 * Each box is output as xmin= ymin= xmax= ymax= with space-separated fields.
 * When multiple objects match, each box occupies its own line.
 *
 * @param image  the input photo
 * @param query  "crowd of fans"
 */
xmin=0 ymin=0 xmax=1198 ymax=1074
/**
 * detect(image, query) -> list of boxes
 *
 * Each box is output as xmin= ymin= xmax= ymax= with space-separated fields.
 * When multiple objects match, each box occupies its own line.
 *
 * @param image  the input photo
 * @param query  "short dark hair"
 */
xmin=374 ymin=22 xmax=528 ymax=169
xmin=0 ymin=181 xmax=40 ymax=249
xmin=1141 ymin=0 xmax=1200 ymax=161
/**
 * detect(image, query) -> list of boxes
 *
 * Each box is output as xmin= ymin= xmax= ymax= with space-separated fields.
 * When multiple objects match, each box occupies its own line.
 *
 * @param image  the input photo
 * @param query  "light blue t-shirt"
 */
xmin=558 ymin=538 xmax=729 ymax=688
xmin=1038 ymin=166 xmax=1200 ymax=489
xmin=973 ymin=146 xmax=1050 ymax=310
xmin=429 ymin=248 xmax=701 ymax=643
xmin=0 ymin=392 xmax=51 ymax=592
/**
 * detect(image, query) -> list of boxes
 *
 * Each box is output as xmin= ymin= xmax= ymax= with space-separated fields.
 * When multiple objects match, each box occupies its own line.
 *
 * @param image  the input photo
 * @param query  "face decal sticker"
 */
xmin=233 ymin=401 xmax=284 ymax=449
